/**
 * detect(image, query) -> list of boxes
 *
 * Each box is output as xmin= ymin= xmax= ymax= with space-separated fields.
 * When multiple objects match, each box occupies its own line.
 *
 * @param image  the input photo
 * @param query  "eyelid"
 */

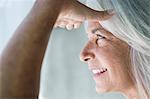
xmin=95 ymin=34 xmax=106 ymax=45
xmin=93 ymin=27 xmax=114 ymax=40
xmin=87 ymin=31 xmax=106 ymax=42
xmin=95 ymin=30 xmax=107 ymax=38
xmin=96 ymin=34 xmax=106 ymax=39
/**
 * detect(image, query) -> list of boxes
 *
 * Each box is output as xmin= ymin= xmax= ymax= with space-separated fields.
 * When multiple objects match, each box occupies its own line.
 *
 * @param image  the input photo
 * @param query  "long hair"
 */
xmin=85 ymin=0 xmax=150 ymax=98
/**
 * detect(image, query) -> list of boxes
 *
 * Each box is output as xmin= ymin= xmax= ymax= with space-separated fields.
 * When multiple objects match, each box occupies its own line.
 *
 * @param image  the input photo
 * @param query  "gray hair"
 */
xmin=85 ymin=0 xmax=150 ymax=98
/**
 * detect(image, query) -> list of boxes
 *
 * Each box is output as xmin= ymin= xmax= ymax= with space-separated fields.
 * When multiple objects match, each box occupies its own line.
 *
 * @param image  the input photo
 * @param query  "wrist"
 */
xmin=35 ymin=0 xmax=66 ymax=10
xmin=60 ymin=0 xmax=76 ymax=16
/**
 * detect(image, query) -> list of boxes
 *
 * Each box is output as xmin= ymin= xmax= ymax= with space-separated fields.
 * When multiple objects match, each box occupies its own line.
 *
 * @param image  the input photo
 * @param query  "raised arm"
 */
xmin=0 ymin=0 xmax=66 ymax=98
xmin=0 ymin=0 xmax=114 ymax=98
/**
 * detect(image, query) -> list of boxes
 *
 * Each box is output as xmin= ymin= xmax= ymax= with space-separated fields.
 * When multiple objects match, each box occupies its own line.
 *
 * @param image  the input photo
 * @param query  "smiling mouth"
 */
xmin=91 ymin=68 xmax=108 ymax=76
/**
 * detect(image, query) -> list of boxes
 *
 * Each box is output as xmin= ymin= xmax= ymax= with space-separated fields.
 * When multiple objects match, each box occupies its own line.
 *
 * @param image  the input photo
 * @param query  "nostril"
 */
xmin=80 ymin=47 xmax=95 ymax=62
xmin=84 ymin=58 xmax=90 ymax=62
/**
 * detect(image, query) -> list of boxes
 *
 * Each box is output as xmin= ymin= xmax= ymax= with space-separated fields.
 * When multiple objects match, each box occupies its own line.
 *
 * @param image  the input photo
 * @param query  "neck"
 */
xmin=121 ymin=85 xmax=140 ymax=99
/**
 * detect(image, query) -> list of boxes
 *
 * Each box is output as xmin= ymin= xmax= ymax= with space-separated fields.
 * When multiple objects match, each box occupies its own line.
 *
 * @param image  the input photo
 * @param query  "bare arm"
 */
xmin=0 ymin=0 xmax=113 ymax=98
xmin=0 ymin=0 xmax=65 ymax=98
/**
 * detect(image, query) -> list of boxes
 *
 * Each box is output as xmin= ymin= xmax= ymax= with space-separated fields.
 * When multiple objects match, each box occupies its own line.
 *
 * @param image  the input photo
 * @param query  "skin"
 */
xmin=0 ymin=0 xmax=64 ymax=97
xmin=55 ymin=1 xmax=114 ymax=30
xmin=79 ymin=21 xmax=140 ymax=99
xmin=0 ymin=0 xmax=112 ymax=98
xmin=0 ymin=0 xmax=140 ymax=98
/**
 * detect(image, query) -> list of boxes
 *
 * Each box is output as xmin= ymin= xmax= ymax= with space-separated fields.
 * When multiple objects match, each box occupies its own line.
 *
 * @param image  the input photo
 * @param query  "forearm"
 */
xmin=0 ymin=0 xmax=65 ymax=97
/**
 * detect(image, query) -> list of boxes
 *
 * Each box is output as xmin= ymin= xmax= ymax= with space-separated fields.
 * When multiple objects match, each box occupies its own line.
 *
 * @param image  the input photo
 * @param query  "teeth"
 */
xmin=92 ymin=68 xmax=107 ymax=74
xmin=92 ymin=70 xmax=100 ymax=74
xmin=97 ymin=69 xmax=100 ymax=73
xmin=92 ymin=70 xmax=98 ymax=74
xmin=100 ymin=68 xmax=104 ymax=72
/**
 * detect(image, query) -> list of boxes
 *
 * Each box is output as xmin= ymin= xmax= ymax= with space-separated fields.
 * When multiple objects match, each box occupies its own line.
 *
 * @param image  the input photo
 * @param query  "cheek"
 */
xmin=95 ymin=42 xmax=131 ymax=77
xmin=97 ymin=39 xmax=110 ymax=47
xmin=96 ymin=47 xmax=129 ymax=75
xmin=95 ymin=46 xmax=120 ymax=65
xmin=108 ymin=64 xmax=132 ymax=89
xmin=95 ymin=41 xmax=132 ymax=90
xmin=96 ymin=41 xmax=129 ymax=65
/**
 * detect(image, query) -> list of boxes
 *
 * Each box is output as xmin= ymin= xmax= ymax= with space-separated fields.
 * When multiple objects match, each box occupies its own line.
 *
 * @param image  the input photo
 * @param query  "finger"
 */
xmin=54 ymin=20 xmax=60 ymax=28
xmin=54 ymin=19 xmax=64 ymax=28
xmin=74 ymin=21 xmax=82 ymax=29
xmin=61 ymin=17 xmax=76 ymax=24
xmin=66 ymin=24 xmax=74 ymax=30
xmin=58 ymin=20 xmax=68 ymax=28
xmin=61 ymin=18 xmax=82 ymax=29
xmin=54 ymin=18 xmax=68 ymax=28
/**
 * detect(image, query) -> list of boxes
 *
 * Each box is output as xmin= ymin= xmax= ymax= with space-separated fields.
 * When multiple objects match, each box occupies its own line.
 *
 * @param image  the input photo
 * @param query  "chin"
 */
xmin=95 ymin=86 xmax=112 ymax=94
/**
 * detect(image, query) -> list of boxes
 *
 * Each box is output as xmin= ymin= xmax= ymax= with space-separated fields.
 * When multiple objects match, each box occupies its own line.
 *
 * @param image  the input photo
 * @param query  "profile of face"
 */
xmin=80 ymin=22 xmax=134 ymax=94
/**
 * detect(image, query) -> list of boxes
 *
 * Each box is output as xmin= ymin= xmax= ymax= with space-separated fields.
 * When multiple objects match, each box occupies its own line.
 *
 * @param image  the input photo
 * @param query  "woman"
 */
xmin=56 ymin=0 xmax=150 ymax=99
xmin=0 ymin=0 xmax=112 ymax=98
xmin=0 ymin=0 xmax=149 ymax=99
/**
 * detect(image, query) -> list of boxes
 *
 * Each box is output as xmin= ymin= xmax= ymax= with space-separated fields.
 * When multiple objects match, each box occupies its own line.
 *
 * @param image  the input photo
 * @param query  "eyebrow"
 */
xmin=91 ymin=28 xmax=102 ymax=34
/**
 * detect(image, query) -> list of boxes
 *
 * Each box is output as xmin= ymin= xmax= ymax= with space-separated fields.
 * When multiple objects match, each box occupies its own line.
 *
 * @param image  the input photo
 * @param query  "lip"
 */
xmin=91 ymin=69 xmax=108 ymax=79
xmin=88 ymin=64 xmax=108 ymax=76
xmin=93 ymin=70 xmax=107 ymax=77
xmin=88 ymin=66 xmax=101 ymax=70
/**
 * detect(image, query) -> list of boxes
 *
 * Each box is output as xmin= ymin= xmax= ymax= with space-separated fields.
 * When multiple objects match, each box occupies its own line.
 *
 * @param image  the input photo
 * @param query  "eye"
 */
xmin=96 ymin=34 xmax=106 ymax=44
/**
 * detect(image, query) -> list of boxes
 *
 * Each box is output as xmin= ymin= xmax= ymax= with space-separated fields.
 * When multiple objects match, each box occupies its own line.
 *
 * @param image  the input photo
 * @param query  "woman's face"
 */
xmin=80 ymin=22 xmax=134 ymax=93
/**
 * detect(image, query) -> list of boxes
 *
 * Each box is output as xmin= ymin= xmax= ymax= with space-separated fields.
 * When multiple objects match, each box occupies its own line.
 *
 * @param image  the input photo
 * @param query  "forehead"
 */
xmin=86 ymin=21 xmax=102 ymax=34
xmin=86 ymin=28 xmax=100 ymax=39
xmin=86 ymin=25 xmax=103 ymax=34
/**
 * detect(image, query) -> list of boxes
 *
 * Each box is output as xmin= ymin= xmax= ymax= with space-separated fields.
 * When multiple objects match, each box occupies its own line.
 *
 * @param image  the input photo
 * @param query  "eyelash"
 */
xmin=96 ymin=34 xmax=106 ymax=44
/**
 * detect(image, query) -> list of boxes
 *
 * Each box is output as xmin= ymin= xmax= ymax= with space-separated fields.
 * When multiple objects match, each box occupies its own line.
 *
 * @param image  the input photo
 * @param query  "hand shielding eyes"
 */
xmin=54 ymin=0 xmax=115 ymax=30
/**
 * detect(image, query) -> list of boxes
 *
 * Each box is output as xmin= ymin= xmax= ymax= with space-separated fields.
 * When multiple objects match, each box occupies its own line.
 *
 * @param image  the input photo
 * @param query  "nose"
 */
xmin=80 ymin=42 xmax=95 ymax=62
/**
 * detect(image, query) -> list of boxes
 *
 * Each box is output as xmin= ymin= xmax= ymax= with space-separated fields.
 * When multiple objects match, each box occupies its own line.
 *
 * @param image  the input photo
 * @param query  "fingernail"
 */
xmin=107 ymin=9 xmax=115 ymax=15
xmin=66 ymin=25 xmax=73 ymax=30
xmin=74 ymin=24 xmax=79 ymax=29
xmin=59 ymin=25 xmax=65 ymax=28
